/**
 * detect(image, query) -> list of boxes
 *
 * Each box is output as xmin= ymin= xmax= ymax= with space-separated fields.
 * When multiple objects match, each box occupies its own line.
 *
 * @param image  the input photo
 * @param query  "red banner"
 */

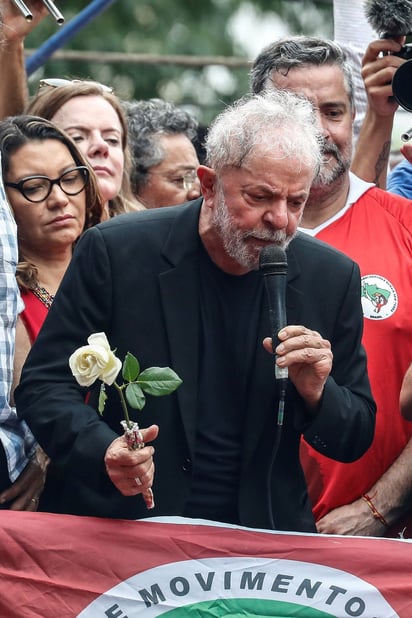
xmin=1 ymin=511 xmax=411 ymax=617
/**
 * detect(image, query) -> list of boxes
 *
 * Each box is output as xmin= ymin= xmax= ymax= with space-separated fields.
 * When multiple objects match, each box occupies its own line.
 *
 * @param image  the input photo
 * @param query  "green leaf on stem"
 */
xmin=122 ymin=352 xmax=140 ymax=382
xmin=125 ymin=382 xmax=146 ymax=410
xmin=98 ymin=383 xmax=107 ymax=415
xmin=137 ymin=367 xmax=183 ymax=396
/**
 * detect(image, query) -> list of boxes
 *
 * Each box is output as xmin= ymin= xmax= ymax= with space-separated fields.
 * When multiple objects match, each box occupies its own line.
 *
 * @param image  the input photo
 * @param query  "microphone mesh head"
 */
xmin=363 ymin=0 xmax=412 ymax=36
xmin=259 ymin=245 xmax=288 ymax=275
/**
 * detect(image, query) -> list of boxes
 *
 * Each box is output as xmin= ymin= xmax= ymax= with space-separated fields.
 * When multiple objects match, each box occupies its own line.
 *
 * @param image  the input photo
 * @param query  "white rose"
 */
xmin=69 ymin=332 xmax=122 ymax=387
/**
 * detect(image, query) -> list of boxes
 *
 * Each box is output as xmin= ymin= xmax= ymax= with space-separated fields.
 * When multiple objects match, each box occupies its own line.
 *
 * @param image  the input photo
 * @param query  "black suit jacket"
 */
xmin=16 ymin=200 xmax=376 ymax=531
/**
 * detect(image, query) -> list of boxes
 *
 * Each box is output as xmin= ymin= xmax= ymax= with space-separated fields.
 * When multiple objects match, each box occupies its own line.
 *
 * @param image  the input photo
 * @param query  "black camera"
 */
xmin=393 ymin=44 xmax=412 ymax=60
xmin=392 ymin=59 xmax=412 ymax=113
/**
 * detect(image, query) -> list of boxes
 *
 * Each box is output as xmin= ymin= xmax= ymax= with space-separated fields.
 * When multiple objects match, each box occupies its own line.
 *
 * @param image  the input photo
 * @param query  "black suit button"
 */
xmin=182 ymin=458 xmax=192 ymax=472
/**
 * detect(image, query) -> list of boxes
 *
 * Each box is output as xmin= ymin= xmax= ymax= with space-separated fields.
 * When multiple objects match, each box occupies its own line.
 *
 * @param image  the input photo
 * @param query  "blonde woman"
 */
xmin=28 ymin=80 xmax=144 ymax=218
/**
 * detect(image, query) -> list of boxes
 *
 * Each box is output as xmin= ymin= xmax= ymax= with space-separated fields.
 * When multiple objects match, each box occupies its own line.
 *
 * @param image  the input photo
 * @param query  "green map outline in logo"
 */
xmin=361 ymin=281 xmax=390 ymax=314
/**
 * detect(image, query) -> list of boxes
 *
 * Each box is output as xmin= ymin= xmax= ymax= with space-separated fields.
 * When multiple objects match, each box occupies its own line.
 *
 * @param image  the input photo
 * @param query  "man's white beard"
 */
xmin=212 ymin=188 xmax=294 ymax=271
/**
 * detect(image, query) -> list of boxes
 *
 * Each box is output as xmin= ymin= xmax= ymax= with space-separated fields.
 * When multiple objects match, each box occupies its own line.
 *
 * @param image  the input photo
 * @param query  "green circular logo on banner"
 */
xmin=78 ymin=557 xmax=398 ymax=617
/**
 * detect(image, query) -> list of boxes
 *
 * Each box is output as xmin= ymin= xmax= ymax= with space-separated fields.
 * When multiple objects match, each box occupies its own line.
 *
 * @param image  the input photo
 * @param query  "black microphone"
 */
xmin=259 ymin=244 xmax=288 ymax=383
xmin=363 ymin=0 xmax=412 ymax=38
xmin=259 ymin=244 xmax=288 ymax=528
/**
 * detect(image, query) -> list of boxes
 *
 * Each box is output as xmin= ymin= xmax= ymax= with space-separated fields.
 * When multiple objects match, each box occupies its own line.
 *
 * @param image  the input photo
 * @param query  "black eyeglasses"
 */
xmin=5 ymin=166 xmax=90 ymax=203
xmin=38 ymin=78 xmax=114 ymax=94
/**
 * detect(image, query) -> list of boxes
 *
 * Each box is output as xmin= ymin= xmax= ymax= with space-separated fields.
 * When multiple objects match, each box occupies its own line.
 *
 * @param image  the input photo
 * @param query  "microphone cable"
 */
xmin=266 ymin=371 xmax=288 ymax=531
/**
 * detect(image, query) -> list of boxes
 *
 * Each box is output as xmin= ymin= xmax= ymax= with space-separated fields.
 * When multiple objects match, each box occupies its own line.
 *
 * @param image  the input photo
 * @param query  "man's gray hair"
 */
xmin=122 ymin=98 xmax=198 ymax=194
xmin=250 ymin=35 xmax=355 ymax=111
xmin=204 ymin=90 xmax=323 ymax=179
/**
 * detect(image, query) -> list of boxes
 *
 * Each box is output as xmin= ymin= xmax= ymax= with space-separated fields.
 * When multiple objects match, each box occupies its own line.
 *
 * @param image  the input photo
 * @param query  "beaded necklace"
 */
xmin=32 ymin=284 xmax=55 ymax=310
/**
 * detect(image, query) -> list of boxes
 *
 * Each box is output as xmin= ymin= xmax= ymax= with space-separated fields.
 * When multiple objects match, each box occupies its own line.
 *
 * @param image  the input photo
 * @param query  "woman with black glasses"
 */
xmin=0 ymin=114 xmax=104 ymax=393
xmin=0 ymin=114 xmax=104 ymax=510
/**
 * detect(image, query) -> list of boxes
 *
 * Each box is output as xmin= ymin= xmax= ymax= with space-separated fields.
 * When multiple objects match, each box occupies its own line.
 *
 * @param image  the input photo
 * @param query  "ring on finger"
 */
xmin=134 ymin=477 xmax=142 ymax=486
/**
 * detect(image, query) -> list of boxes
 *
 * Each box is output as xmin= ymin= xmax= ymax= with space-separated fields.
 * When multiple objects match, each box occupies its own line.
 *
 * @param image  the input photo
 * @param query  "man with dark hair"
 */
xmin=251 ymin=35 xmax=412 ymax=537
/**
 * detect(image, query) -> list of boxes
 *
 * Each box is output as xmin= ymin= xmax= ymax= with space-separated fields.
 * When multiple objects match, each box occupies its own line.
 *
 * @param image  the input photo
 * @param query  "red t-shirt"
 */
xmin=300 ymin=185 xmax=412 ymax=537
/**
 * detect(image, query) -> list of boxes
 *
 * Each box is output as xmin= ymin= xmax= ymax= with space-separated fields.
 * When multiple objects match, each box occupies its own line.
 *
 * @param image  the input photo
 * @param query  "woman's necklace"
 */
xmin=32 ymin=283 xmax=55 ymax=310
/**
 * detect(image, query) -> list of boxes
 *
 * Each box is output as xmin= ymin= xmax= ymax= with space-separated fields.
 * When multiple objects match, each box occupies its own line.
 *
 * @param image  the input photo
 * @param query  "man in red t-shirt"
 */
xmin=251 ymin=35 xmax=412 ymax=537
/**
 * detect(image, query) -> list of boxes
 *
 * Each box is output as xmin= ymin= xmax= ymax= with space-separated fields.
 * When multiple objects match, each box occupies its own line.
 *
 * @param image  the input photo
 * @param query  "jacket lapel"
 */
xmin=158 ymin=200 xmax=202 ymax=457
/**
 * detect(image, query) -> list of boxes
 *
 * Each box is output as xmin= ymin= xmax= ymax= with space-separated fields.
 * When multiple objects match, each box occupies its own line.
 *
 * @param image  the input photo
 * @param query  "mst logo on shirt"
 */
xmin=361 ymin=275 xmax=398 ymax=320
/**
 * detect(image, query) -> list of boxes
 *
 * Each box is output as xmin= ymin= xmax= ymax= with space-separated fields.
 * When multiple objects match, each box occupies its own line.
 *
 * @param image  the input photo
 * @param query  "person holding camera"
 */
xmin=351 ymin=35 xmax=407 ymax=190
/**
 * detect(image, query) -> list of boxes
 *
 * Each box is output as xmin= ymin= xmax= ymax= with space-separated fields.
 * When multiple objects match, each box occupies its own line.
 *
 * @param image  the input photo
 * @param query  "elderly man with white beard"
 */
xmin=15 ymin=90 xmax=375 ymax=531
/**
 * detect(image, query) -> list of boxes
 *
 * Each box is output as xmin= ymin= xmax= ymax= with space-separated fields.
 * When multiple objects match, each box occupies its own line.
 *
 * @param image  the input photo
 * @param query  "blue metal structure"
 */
xmin=26 ymin=0 xmax=118 ymax=76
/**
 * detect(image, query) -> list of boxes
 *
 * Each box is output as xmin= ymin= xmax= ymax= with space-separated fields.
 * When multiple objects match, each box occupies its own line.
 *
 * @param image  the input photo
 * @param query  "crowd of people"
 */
xmin=1 ymin=0 xmax=412 ymax=539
